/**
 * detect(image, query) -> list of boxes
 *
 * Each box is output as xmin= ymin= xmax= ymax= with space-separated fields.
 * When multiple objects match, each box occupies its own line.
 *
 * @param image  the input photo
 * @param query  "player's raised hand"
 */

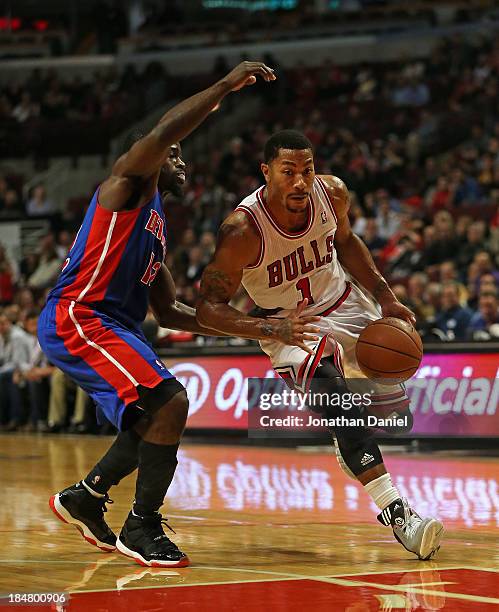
xmin=272 ymin=298 xmax=321 ymax=354
xmin=223 ymin=61 xmax=276 ymax=92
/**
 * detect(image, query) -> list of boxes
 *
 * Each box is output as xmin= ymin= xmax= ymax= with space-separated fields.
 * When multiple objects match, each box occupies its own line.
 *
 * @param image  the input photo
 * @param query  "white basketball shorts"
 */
xmin=259 ymin=281 xmax=409 ymax=413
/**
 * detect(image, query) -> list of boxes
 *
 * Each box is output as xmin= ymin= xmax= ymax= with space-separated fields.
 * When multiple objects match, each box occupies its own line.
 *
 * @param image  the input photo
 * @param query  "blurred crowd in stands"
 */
xmin=129 ymin=0 xmax=442 ymax=53
xmin=0 ymin=33 xmax=498 ymax=432
xmin=0 ymin=62 xmax=221 ymax=160
xmin=170 ymin=35 xmax=499 ymax=341
xmin=2 ymin=0 xmax=479 ymax=60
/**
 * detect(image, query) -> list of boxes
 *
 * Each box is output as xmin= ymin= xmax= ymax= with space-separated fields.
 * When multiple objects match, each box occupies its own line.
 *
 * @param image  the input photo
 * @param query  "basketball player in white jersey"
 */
xmin=197 ymin=130 xmax=443 ymax=560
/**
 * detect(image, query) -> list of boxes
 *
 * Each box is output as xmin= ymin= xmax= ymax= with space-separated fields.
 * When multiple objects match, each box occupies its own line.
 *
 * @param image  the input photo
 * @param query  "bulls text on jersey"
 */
xmin=267 ymin=235 xmax=334 ymax=288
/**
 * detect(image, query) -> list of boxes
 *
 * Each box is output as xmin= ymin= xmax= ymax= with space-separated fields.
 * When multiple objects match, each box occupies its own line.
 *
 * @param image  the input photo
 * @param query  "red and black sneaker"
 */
xmin=116 ymin=511 xmax=189 ymax=567
xmin=49 ymin=482 xmax=116 ymax=552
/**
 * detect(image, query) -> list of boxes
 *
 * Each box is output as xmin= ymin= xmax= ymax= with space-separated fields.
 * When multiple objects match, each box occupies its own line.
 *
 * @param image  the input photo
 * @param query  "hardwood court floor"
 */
xmin=0 ymin=434 xmax=498 ymax=610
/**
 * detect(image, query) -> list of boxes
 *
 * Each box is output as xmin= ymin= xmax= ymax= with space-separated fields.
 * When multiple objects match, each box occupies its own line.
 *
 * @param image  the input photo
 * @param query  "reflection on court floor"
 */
xmin=169 ymin=446 xmax=499 ymax=527
xmin=0 ymin=435 xmax=498 ymax=610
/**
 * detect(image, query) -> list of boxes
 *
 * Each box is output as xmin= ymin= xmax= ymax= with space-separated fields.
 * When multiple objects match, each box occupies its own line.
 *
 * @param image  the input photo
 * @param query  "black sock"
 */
xmin=84 ymin=429 xmax=141 ymax=495
xmin=133 ymin=441 xmax=179 ymax=516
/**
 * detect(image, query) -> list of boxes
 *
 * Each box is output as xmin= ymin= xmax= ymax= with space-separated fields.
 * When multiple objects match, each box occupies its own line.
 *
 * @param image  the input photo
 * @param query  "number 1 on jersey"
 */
xmin=296 ymin=277 xmax=314 ymax=305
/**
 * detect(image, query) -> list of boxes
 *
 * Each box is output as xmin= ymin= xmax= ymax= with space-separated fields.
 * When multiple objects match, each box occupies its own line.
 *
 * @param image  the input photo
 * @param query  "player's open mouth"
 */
xmin=176 ymin=172 xmax=186 ymax=183
xmin=289 ymin=194 xmax=308 ymax=200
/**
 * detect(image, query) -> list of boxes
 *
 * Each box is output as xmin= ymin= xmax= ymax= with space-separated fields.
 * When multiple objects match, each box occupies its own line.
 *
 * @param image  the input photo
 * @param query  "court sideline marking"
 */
xmin=2 ymin=559 xmax=497 ymax=605
xmin=59 ymin=562 xmax=494 ymax=606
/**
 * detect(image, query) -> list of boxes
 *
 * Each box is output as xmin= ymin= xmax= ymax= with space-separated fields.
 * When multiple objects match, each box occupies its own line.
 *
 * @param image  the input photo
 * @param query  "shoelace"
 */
xmin=399 ymin=501 xmax=422 ymax=538
xmin=101 ymin=495 xmax=114 ymax=513
xmin=404 ymin=515 xmax=422 ymax=539
xmin=159 ymin=517 xmax=176 ymax=535
xmin=88 ymin=494 xmax=114 ymax=519
xmin=142 ymin=514 xmax=178 ymax=545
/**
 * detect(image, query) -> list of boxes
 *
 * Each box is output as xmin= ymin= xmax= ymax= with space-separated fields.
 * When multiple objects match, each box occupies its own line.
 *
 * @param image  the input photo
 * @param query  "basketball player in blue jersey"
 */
xmin=35 ymin=62 xmax=320 ymax=569
xmin=197 ymin=130 xmax=444 ymax=561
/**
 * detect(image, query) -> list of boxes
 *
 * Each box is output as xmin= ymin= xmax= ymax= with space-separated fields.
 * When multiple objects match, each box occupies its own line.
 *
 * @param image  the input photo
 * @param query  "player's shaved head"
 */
xmin=264 ymin=130 xmax=313 ymax=164
xmin=120 ymin=129 xmax=144 ymax=157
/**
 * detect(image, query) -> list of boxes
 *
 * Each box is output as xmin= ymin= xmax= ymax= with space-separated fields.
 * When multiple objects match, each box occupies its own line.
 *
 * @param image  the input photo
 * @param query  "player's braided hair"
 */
xmin=264 ymin=129 xmax=313 ymax=163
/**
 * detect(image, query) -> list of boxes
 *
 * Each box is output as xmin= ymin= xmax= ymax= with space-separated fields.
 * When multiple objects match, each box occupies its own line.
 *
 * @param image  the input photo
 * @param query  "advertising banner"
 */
xmin=165 ymin=352 xmax=499 ymax=436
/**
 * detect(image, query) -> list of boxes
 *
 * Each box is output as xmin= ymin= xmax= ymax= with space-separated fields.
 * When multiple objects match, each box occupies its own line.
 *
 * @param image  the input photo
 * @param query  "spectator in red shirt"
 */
xmin=425 ymin=176 xmax=452 ymax=211
xmin=0 ymin=245 xmax=14 ymax=306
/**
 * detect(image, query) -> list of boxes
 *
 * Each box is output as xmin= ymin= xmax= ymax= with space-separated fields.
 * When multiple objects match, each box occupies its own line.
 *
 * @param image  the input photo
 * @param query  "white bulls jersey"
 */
xmin=236 ymin=177 xmax=408 ymax=414
xmin=237 ymin=176 xmax=348 ymax=315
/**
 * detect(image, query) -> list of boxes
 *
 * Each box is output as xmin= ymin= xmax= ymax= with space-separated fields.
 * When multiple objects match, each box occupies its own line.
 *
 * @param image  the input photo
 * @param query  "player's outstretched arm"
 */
xmin=196 ymin=213 xmax=321 ymax=353
xmin=150 ymin=263 xmax=228 ymax=336
xmin=116 ymin=62 xmax=274 ymax=177
xmin=321 ymin=175 xmax=415 ymax=324
xmin=99 ymin=62 xmax=275 ymax=211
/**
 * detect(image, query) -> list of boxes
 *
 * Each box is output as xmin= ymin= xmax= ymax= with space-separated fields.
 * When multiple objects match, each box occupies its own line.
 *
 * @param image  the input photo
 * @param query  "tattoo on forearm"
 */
xmin=373 ymin=279 xmax=390 ymax=301
xmin=262 ymin=322 xmax=275 ymax=337
xmin=199 ymin=268 xmax=233 ymax=302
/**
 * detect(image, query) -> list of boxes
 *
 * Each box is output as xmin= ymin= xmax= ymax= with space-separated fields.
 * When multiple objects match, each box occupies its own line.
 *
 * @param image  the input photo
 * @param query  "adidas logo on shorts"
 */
xmin=360 ymin=453 xmax=374 ymax=466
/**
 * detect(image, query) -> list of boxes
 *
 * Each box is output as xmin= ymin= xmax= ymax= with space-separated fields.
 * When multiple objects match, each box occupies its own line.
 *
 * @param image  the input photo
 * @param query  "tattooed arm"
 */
xmin=196 ymin=212 xmax=321 ymax=353
xmin=149 ymin=263 xmax=228 ymax=336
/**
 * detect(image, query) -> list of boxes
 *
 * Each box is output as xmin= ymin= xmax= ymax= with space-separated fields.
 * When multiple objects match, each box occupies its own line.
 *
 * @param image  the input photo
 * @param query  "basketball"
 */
xmin=355 ymin=317 xmax=423 ymax=383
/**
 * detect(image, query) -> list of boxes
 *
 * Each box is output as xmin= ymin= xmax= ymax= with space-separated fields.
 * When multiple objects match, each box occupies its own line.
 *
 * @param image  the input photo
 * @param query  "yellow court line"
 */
xmin=400 ymin=581 xmax=456 ymax=587
xmin=319 ymin=576 xmax=499 ymax=605
xmin=199 ymin=565 xmax=499 ymax=606
xmin=13 ymin=561 xmax=494 ymax=602
xmin=71 ymin=576 xmax=300 ymax=594
xmin=68 ymin=569 xmax=499 ymax=605
xmin=460 ymin=565 xmax=499 ymax=573
xmin=68 ymin=564 xmax=444 ymax=594
xmin=199 ymin=564 xmax=464 ymax=576
xmin=329 ymin=565 xmax=463 ymax=578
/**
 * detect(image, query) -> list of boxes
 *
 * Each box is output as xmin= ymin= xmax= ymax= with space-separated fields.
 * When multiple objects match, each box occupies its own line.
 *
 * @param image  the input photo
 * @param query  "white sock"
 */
xmin=81 ymin=480 xmax=105 ymax=499
xmin=364 ymin=473 xmax=400 ymax=511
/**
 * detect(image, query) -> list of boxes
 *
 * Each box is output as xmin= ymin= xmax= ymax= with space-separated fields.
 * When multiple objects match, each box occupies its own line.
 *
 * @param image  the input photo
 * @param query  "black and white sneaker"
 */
xmin=116 ymin=511 xmax=190 ymax=568
xmin=49 ymin=482 xmax=116 ymax=552
xmin=378 ymin=498 xmax=444 ymax=560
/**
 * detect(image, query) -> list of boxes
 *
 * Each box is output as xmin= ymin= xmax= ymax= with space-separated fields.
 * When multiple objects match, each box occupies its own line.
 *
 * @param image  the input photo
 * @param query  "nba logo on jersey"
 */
xmin=321 ymin=210 xmax=327 ymax=224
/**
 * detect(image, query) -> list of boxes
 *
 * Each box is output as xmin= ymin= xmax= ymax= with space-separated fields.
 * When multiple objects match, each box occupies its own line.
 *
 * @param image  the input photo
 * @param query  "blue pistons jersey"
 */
xmin=39 ymin=187 xmax=175 ymax=431
xmin=48 ymin=187 xmax=167 ymax=330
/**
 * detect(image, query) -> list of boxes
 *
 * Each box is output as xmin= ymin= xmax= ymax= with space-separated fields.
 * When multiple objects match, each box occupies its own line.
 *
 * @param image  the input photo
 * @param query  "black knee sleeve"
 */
xmin=138 ymin=378 xmax=186 ymax=414
xmin=312 ymin=355 xmax=346 ymax=384
xmin=335 ymin=431 xmax=384 ymax=477
xmin=310 ymin=355 xmax=384 ymax=477
xmin=122 ymin=378 xmax=187 ymax=429
xmin=308 ymin=355 xmax=349 ymax=418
